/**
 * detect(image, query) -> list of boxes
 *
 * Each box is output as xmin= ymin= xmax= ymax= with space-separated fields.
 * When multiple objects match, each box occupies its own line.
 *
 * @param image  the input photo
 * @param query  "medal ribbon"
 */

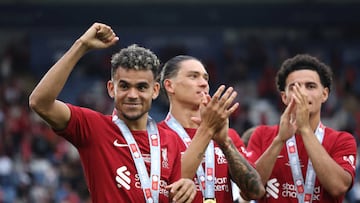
xmin=286 ymin=122 xmax=325 ymax=203
xmin=165 ymin=113 xmax=215 ymax=199
xmin=112 ymin=110 xmax=160 ymax=203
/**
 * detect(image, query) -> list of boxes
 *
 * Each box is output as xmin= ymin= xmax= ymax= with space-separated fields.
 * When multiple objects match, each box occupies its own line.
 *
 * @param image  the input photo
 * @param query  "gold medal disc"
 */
xmin=203 ymin=199 xmax=216 ymax=203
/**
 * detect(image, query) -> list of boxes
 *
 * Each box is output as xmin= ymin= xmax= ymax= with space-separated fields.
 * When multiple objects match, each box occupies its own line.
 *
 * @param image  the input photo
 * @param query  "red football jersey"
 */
xmin=56 ymin=104 xmax=181 ymax=203
xmin=158 ymin=121 xmax=249 ymax=203
xmin=247 ymin=125 xmax=357 ymax=203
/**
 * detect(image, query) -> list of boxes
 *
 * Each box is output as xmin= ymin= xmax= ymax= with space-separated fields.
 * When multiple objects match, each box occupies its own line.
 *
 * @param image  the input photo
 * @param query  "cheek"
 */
xmin=281 ymin=92 xmax=291 ymax=105
xmin=114 ymin=92 xmax=126 ymax=101
xmin=143 ymin=92 xmax=156 ymax=101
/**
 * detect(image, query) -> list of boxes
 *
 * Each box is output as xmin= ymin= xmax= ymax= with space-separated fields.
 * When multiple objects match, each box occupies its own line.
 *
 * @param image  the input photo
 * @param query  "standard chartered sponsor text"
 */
xmin=281 ymin=183 xmax=320 ymax=200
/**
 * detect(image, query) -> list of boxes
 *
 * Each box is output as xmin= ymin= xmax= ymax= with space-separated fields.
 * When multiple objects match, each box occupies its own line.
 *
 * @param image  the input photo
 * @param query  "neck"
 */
xmin=169 ymin=102 xmax=200 ymax=129
xmin=296 ymin=113 xmax=321 ymax=134
xmin=309 ymin=113 xmax=321 ymax=132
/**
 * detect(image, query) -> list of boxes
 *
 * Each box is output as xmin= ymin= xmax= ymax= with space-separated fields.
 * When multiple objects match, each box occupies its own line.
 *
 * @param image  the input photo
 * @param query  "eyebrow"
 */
xmin=187 ymin=70 xmax=209 ymax=77
xmin=118 ymin=80 xmax=150 ymax=86
xmin=288 ymin=81 xmax=317 ymax=87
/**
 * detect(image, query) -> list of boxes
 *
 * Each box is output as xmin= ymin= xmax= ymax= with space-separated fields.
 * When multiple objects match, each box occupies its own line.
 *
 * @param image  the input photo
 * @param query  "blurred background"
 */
xmin=1 ymin=0 xmax=360 ymax=202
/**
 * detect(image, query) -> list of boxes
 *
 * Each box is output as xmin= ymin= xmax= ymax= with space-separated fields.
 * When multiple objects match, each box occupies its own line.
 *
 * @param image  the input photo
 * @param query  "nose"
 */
xmin=127 ymin=87 xmax=139 ymax=98
xmin=199 ymin=77 xmax=209 ymax=87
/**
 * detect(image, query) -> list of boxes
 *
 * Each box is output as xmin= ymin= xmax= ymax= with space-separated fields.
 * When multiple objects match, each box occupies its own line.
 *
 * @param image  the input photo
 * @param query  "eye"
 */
xmin=189 ymin=74 xmax=197 ymax=79
xmin=307 ymin=83 xmax=317 ymax=89
xmin=119 ymin=83 xmax=129 ymax=90
xmin=203 ymin=75 xmax=209 ymax=81
xmin=137 ymin=84 xmax=149 ymax=91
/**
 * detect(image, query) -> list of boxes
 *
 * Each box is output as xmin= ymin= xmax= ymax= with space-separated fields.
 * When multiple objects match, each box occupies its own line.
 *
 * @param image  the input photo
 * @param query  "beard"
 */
xmin=120 ymin=110 xmax=147 ymax=121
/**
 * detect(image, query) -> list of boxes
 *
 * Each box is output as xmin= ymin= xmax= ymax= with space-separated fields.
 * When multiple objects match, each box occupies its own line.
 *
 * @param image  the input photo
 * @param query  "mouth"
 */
xmin=123 ymin=103 xmax=141 ymax=108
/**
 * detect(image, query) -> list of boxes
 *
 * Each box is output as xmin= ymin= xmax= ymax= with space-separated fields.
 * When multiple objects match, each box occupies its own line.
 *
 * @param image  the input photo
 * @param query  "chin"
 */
xmin=121 ymin=111 xmax=144 ymax=121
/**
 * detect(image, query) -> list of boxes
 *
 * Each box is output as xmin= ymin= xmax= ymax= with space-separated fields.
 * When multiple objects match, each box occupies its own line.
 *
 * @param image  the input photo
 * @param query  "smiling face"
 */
xmin=164 ymin=59 xmax=210 ymax=108
xmin=281 ymin=69 xmax=329 ymax=117
xmin=107 ymin=67 xmax=159 ymax=122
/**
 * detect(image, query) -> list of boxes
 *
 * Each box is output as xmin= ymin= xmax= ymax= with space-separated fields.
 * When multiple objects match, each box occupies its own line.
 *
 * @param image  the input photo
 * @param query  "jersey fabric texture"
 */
xmin=158 ymin=121 xmax=249 ymax=203
xmin=56 ymin=104 xmax=181 ymax=203
xmin=247 ymin=125 xmax=357 ymax=203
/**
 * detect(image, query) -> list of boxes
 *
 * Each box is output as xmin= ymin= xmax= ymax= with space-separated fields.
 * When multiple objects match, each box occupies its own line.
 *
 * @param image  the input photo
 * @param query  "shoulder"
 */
xmin=157 ymin=120 xmax=167 ymax=128
xmin=228 ymin=128 xmax=240 ymax=136
xmin=325 ymin=127 xmax=353 ymax=136
xmin=249 ymin=125 xmax=279 ymax=143
xmin=324 ymin=127 xmax=356 ymax=144
xmin=157 ymin=123 xmax=178 ymax=137
xmin=228 ymin=128 xmax=243 ymax=142
xmin=157 ymin=124 xmax=182 ymax=153
xmin=253 ymin=125 xmax=278 ymax=136
xmin=228 ymin=128 xmax=246 ymax=150
xmin=67 ymin=103 xmax=108 ymax=119
xmin=157 ymin=121 xmax=173 ymax=133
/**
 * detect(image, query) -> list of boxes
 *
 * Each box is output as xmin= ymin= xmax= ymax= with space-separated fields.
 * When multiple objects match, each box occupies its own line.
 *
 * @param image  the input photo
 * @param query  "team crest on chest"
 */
xmin=214 ymin=147 xmax=227 ymax=164
xmin=162 ymin=148 xmax=169 ymax=168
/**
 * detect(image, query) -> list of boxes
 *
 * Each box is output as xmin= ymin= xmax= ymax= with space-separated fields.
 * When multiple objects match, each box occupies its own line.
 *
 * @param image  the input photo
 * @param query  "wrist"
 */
xmin=196 ymin=125 xmax=216 ymax=138
xmin=74 ymin=38 xmax=91 ymax=53
xmin=217 ymin=137 xmax=232 ymax=150
xmin=299 ymin=126 xmax=313 ymax=137
xmin=274 ymin=135 xmax=286 ymax=146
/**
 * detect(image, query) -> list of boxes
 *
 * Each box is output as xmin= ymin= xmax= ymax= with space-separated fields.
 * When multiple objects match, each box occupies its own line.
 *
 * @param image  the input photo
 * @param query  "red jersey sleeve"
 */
xmin=228 ymin=128 xmax=246 ymax=151
xmin=246 ymin=125 xmax=279 ymax=164
xmin=55 ymin=103 xmax=112 ymax=147
xmin=228 ymin=128 xmax=256 ymax=168
xmin=325 ymin=129 xmax=357 ymax=184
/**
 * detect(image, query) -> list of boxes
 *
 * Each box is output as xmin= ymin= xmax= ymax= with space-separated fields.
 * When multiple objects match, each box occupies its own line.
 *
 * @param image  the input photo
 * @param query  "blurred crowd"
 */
xmin=0 ymin=31 xmax=360 ymax=203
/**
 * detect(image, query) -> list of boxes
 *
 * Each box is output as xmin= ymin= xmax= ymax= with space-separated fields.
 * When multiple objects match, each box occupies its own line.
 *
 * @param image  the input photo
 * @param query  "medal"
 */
xmin=203 ymin=199 xmax=216 ymax=203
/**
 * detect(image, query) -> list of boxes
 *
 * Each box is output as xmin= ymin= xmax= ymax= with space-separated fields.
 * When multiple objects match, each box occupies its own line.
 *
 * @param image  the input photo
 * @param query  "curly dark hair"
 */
xmin=275 ymin=54 xmax=333 ymax=92
xmin=111 ymin=44 xmax=160 ymax=80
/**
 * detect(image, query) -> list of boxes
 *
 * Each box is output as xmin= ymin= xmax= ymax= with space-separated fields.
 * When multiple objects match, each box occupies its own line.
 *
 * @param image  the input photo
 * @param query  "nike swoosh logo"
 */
xmin=114 ymin=139 xmax=128 ymax=147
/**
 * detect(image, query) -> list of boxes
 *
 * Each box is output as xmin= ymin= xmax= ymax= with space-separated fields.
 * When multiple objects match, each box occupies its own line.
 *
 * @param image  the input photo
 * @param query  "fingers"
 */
xmin=167 ymin=179 xmax=196 ymax=203
xmin=291 ymin=83 xmax=308 ymax=107
xmin=198 ymin=91 xmax=211 ymax=114
xmin=215 ymin=86 xmax=239 ymax=118
xmin=227 ymin=102 xmax=239 ymax=116
xmin=96 ymin=24 xmax=118 ymax=43
xmin=210 ymin=85 xmax=226 ymax=103
xmin=223 ymin=90 xmax=239 ymax=116
xmin=80 ymin=22 xmax=119 ymax=49
xmin=190 ymin=116 xmax=201 ymax=126
xmin=291 ymin=83 xmax=311 ymax=130
xmin=199 ymin=85 xmax=238 ymax=131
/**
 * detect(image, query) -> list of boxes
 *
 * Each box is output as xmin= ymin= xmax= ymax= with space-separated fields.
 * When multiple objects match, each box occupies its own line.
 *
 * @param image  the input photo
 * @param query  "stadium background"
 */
xmin=0 ymin=0 xmax=360 ymax=202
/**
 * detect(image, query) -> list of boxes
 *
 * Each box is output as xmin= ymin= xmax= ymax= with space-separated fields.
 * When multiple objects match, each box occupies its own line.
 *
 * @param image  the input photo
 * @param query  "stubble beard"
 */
xmin=121 ymin=111 xmax=146 ymax=121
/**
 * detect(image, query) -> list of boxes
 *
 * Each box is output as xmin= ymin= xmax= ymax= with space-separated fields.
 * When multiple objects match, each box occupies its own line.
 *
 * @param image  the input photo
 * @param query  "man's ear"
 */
xmin=107 ymin=80 xmax=115 ymax=98
xmin=152 ymin=82 xmax=160 ymax=99
xmin=163 ymin=79 xmax=174 ymax=94
xmin=322 ymin=87 xmax=329 ymax=103
xmin=280 ymin=91 xmax=289 ymax=105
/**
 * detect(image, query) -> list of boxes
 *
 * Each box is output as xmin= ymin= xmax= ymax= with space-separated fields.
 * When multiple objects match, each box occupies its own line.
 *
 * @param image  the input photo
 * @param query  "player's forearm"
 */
xmin=220 ymin=140 xmax=265 ymax=200
xmin=310 ymin=150 xmax=352 ymax=196
xmin=181 ymin=125 xmax=214 ymax=179
xmin=301 ymin=130 xmax=353 ymax=196
xmin=29 ymin=39 xmax=88 ymax=111
xmin=255 ymin=136 xmax=284 ymax=185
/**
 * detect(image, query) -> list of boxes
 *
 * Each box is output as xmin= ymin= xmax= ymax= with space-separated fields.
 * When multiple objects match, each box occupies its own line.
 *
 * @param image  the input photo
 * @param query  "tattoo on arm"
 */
xmin=221 ymin=141 xmax=264 ymax=199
